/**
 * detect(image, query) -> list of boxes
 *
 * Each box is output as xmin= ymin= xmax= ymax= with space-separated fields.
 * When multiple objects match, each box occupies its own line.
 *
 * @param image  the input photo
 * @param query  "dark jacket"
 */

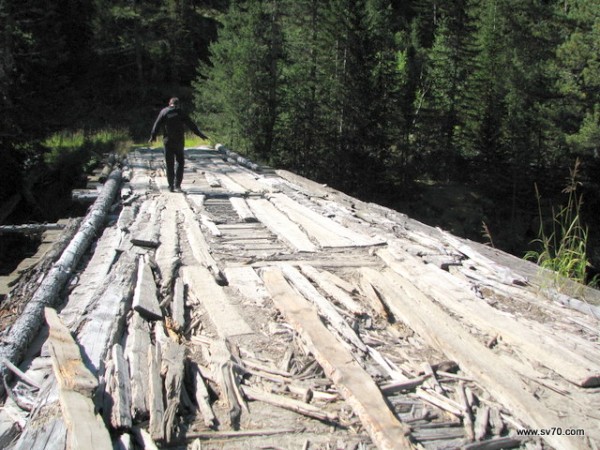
xmin=150 ymin=106 xmax=206 ymax=147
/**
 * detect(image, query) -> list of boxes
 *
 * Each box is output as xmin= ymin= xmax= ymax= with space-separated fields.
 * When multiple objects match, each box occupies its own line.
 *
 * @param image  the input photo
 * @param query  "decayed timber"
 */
xmin=156 ymin=325 xmax=185 ymax=443
xmin=247 ymin=197 xmax=317 ymax=252
xmin=0 ymin=169 xmax=122 ymax=393
xmin=280 ymin=264 xmax=367 ymax=353
xmin=130 ymin=198 xmax=162 ymax=248
xmin=360 ymin=266 xmax=585 ymax=450
xmin=132 ymin=255 xmax=163 ymax=321
xmin=191 ymin=363 xmax=216 ymax=427
xmin=148 ymin=343 xmax=165 ymax=442
xmin=182 ymin=266 xmax=252 ymax=339
xmin=261 ymin=267 xmax=415 ymax=450
xmin=268 ymin=193 xmax=384 ymax=248
xmin=155 ymin=194 xmax=180 ymax=296
xmin=125 ymin=312 xmax=151 ymax=419
xmin=106 ymin=344 xmax=133 ymax=430
xmin=0 ymin=223 xmax=65 ymax=235
xmin=380 ymin=248 xmax=600 ymax=388
xmin=44 ymin=308 xmax=112 ymax=450
xmin=229 ymin=196 xmax=257 ymax=222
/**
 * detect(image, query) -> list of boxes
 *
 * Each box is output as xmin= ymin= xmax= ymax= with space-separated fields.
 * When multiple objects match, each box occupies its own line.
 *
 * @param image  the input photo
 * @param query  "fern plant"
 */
xmin=525 ymin=159 xmax=597 ymax=292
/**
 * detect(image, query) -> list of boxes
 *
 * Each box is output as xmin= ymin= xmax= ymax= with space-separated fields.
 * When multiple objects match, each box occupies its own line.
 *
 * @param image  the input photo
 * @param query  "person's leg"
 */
xmin=164 ymin=145 xmax=175 ymax=190
xmin=174 ymin=145 xmax=185 ymax=188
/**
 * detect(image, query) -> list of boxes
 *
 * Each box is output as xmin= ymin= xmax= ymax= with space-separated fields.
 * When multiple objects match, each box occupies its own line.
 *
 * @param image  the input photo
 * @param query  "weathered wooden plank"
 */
xmin=177 ymin=195 xmax=226 ymax=284
xmin=155 ymin=195 xmax=180 ymax=296
xmin=148 ymin=343 xmax=165 ymax=442
xmin=192 ymin=363 xmax=217 ymax=427
xmin=130 ymin=198 xmax=162 ymax=248
xmin=280 ymin=264 xmax=366 ymax=353
xmin=229 ymin=196 xmax=257 ymax=222
xmin=379 ymin=248 xmax=600 ymax=388
xmin=182 ymin=266 xmax=253 ymax=338
xmin=247 ymin=197 xmax=317 ymax=252
xmin=157 ymin=326 xmax=185 ymax=443
xmin=44 ymin=308 xmax=113 ymax=450
xmin=132 ymin=255 xmax=163 ymax=321
xmin=269 ymin=193 xmax=384 ymax=248
xmin=0 ymin=170 xmax=122 ymax=392
xmin=224 ymin=266 xmax=270 ymax=307
xmin=107 ymin=344 xmax=133 ymax=430
xmin=299 ymin=265 xmax=364 ymax=315
xmin=125 ymin=312 xmax=151 ymax=420
xmin=261 ymin=267 xmax=415 ymax=450
xmin=360 ymin=266 xmax=586 ymax=450
xmin=74 ymin=250 xmax=137 ymax=370
xmin=171 ymin=276 xmax=185 ymax=331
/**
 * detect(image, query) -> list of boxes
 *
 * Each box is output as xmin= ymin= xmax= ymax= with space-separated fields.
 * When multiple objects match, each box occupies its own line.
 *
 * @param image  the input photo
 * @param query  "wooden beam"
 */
xmin=44 ymin=308 xmax=112 ymax=450
xmin=360 ymin=266 xmax=586 ymax=450
xmin=261 ymin=267 xmax=415 ymax=450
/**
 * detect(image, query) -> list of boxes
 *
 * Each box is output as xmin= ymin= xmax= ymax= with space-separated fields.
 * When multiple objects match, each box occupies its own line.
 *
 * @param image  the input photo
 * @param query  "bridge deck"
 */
xmin=1 ymin=146 xmax=599 ymax=450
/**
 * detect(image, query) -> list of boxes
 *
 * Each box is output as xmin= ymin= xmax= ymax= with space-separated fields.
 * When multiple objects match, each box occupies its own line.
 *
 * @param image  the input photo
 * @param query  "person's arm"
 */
xmin=149 ymin=109 xmax=166 ymax=142
xmin=185 ymin=115 xmax=208 ymax=140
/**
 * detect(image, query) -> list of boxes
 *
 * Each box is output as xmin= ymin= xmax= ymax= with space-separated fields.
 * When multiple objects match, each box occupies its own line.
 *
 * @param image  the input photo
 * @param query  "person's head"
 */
xmin=169 ymin=97 xmax=180 ymax=107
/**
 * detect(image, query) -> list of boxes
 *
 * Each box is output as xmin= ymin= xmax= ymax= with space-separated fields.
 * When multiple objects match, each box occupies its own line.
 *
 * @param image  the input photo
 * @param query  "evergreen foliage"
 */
xmin=2 ymin=0 xmax=600 ymax=281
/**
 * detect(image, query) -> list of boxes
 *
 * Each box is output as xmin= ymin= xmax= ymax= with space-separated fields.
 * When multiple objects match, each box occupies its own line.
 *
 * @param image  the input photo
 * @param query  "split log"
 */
xmin=148 ymin=343 xmax=165 ymax=442
xmin=299 ymin=265 xmax=364 ymax=315
xmin=474 ymin=406 xmax=490 ymax=441
xmin=156 ymin=325 xmax=185 ymax=443
xmin=380 ymin=374 xmax=430 ymax=395
xmin=261 ymin=266 xmax=415 ymax=450
xmin=125 ymin=312 xmax=151 ymax=420
xmin=171 ymin=277 xmax=185 ymax=331
xmin=132 ymin=255 xmax=163 ymax=321
xmin=44 ymin=308 xmax=113 ymax=450
xmin=246 ymin=197 xmax=317 ymax=252
xmin=191 ymin=362 xmax=216 ymax=427
xmin=107 ymin=344 xmax=133 ymax=430
xmin=280 ymin=264 xmax=366 ymax=353
xmin=229 ymin=196 xmax=257 ymax=222
xmin=130 ymin=198 xmax=162 ymax=248
xmin=0 ymin=223 xmax=65 ymax=235
xmin=178 ymin=195 xmax=226 ymax=285
xmin=182 ymin=265 xmax=252 ymax=339
xmin=155 ymin=196 xmax=180 ymax=297
xmin=241 ymin=385 xmax=337 ymax=422
xmin=360 ymin=266 xmax=586 ymax=450
xmin=0 ymin=169 xmax=121 ymax=395
xmin=208 ymin=338 xmax=247 ymax=429
xmin=379 ymin=249 xmax=600 ymax=388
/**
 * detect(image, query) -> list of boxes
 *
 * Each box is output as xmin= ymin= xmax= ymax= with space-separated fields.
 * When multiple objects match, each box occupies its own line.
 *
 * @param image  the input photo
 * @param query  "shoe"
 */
xmin=174 ymin=185 xmax=182 ymax=192
xmin=168 ymin=186 xmax=174 ymax=192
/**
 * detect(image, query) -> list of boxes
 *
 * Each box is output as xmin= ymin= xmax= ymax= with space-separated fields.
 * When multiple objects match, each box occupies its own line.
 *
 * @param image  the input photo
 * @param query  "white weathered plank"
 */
xmin=379 ymin=248 xmax=600 ymax=388
xmin=108 ymin=344 xmax=133 ymax=430
xmin=224 ymin=266 xmax=270 ymax=307
xmin=182 ymin=266 xmax=253 ymax=338
xmin=148 ymin=343 xmax=164 ymax=442
xmin=45 ymin=308 xmax=112 ymax=450
xmin=125 ymin=312 xmax=151 ymax=419
xmin=361 ymin=266 xmax=586 ymax=450
xmin=261 ymin=267 xmax=414 ymax=450
xmin=269 ymin=193 xmax=384 ymax=248
xmin=247 ymin=197 xmax=317 ymax=252
xmin=132 ymin=255 xmax=163 ymax=321
xmin=229 ymin=196 xmax=257 ymax=222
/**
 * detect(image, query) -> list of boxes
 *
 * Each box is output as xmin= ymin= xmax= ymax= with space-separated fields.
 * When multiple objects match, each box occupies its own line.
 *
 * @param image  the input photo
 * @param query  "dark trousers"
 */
xmin=164 ymin=144 xmax=184 ymax=188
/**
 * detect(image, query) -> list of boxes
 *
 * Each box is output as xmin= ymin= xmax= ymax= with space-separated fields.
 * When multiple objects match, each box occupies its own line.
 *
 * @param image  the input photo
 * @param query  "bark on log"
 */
xmin=0 ymin=169 xmax=122 ymax=396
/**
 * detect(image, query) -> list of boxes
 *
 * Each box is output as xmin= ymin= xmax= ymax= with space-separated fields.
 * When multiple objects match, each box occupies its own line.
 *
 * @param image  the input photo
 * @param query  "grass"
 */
xmin=43 ymin=128 xmax=132 ymax=172
xmin=525 ymin=159 xmax=597 ymax=293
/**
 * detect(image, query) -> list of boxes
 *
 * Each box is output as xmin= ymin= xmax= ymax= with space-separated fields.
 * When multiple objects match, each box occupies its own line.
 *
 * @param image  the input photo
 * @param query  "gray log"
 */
xmin=0 ymin=169 xmax=122 ymax=396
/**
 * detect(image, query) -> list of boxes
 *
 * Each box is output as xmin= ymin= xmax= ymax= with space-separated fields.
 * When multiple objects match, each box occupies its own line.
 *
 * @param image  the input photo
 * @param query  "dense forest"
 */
xmin=1 ymin=0 xmax=599 ymax=279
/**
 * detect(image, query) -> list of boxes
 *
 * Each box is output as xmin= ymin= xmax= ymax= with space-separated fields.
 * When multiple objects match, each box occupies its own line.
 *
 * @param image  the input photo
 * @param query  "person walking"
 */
xmin=149 ymin=97 xmax=208 ymax=192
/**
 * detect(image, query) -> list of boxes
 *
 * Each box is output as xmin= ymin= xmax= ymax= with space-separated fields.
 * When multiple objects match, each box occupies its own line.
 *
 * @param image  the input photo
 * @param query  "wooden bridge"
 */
xmin=0 ymin=145 xmax=599 ymax=450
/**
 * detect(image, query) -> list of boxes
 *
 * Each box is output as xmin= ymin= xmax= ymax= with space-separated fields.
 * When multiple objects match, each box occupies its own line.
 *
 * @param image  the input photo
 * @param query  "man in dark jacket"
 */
xmin=149 ymin=97 xmax=207 ymax=192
